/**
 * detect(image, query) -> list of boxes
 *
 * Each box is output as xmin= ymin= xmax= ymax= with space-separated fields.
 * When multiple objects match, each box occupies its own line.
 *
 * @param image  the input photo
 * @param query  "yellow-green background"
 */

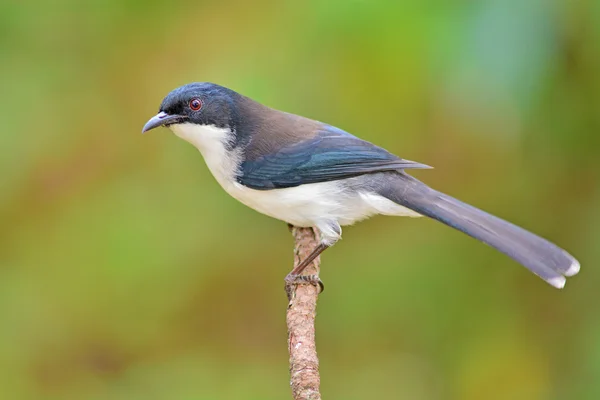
xmin=1 ymin=1 xmax=599 ymax=399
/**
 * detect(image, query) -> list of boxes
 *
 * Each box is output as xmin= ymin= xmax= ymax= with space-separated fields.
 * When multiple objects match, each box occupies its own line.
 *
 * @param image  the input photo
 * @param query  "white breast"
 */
xmin=169 ymin=123 xmax=420 ymax=242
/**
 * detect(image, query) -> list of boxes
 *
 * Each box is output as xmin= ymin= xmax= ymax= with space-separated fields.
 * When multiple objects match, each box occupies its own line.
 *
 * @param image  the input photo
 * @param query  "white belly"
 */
xmin=221 ymin=179 xmax=420 ymax=228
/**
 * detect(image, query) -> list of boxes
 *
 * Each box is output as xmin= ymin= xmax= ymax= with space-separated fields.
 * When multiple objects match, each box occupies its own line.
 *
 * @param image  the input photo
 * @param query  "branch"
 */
xmin=286 ymin=226 xmax=322 ymax=400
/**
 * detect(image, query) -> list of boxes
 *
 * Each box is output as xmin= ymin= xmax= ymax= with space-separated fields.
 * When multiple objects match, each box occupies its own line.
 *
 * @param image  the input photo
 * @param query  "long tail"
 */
xmin=381 ymin=173 xmax=580 ymax=288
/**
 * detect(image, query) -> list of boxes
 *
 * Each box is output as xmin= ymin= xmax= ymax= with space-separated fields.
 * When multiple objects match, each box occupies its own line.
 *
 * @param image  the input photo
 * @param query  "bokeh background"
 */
xmin=1 ymin=1 xmax=599 ymax=399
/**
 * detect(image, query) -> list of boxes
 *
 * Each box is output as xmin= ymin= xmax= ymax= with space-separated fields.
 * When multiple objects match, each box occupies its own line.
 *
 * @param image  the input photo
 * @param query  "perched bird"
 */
xmin=142 ymin=82 xmax=579 ymax=289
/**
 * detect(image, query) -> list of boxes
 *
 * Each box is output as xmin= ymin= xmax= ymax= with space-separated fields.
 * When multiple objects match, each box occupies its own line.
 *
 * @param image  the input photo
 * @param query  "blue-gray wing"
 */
xmin=238 ymin=126 xmax=431 ymax=190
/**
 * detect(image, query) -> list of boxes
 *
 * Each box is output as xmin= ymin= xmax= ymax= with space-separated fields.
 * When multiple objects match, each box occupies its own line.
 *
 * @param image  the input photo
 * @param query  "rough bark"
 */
xmin=286 ymin=226 xmax=322 ymax=400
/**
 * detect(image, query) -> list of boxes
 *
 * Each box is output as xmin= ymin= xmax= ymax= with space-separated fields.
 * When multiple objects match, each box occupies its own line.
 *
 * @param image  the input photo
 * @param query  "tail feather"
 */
xmin=382 ymin=173 xmax=579 ymax=288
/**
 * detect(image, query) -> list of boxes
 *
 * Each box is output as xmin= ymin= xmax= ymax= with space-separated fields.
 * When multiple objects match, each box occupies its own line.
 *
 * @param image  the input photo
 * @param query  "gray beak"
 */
xmin=142 ymin=112 xmax=187 ymax=133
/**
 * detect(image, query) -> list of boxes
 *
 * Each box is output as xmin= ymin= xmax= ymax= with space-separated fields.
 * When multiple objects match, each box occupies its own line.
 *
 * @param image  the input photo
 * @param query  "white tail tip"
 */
xmin=565 ymin=259 xmax=580 ymax=277
xmin=548 ymin=275 xmax=567 ymax=289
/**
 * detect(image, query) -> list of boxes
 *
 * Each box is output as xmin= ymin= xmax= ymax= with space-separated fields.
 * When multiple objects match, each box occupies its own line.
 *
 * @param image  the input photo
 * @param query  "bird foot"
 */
xmin=284 ymin=273 xmax=324 ymax=300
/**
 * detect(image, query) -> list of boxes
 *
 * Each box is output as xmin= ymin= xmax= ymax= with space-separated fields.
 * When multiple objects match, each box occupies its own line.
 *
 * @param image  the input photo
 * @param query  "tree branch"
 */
xmin=286 ymin=226 xmax=322 ymax=400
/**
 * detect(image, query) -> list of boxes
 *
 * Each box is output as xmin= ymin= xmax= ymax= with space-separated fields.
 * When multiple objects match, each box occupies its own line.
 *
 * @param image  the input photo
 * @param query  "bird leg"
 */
xmin=285 ymin=243 xmax=329 ymax=293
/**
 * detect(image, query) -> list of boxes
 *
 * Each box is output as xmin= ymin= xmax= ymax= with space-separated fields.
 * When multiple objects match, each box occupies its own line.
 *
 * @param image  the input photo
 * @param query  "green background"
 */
xmin=1 ymin=1 xmax=599 ymax=399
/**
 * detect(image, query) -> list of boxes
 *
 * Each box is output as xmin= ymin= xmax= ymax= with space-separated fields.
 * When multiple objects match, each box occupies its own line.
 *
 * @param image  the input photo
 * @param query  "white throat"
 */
xmin=169 ymin=122 xmax=241 ymax=189
xmin=169 ymin=122 xmax=233 ymax=154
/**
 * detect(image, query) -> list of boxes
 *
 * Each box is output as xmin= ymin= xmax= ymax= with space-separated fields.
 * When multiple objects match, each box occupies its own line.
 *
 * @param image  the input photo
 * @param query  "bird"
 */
xmin=142 ymin=82 xmax=580 ymax=289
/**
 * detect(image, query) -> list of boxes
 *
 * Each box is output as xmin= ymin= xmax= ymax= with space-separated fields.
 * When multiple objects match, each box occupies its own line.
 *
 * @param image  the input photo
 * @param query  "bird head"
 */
xmin=142 ymin=82 xmax=239 ymax=134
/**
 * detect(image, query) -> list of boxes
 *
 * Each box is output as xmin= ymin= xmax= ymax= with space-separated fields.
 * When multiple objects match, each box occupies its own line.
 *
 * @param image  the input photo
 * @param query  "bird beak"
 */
xmin=142 ymin=112 xmax=188 ymax=133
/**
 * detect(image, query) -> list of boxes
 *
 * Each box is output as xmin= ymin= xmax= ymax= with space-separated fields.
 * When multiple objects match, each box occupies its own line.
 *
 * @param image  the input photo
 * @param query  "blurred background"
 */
xmin=1 ymin=0 xmax=599 ymax=399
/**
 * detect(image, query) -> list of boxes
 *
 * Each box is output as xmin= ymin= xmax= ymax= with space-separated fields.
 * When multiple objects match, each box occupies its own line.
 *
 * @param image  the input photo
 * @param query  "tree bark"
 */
xmin=286 ymin=226 xmax=322 ymax=400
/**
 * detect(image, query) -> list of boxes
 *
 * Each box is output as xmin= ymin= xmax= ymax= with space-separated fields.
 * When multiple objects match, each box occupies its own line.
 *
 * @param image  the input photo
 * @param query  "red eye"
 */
xmin=189 ymin=98 xmax=202 ymax=111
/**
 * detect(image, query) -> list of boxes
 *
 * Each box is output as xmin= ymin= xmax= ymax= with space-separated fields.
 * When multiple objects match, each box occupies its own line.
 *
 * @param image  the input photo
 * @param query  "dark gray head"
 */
xmin=142 ymin=82 xmax=241 ymax=133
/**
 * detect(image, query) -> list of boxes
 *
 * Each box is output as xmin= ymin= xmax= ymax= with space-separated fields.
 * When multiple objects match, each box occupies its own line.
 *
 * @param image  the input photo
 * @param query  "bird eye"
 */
xmin=189 ymin=98 xmax=202 ymax=111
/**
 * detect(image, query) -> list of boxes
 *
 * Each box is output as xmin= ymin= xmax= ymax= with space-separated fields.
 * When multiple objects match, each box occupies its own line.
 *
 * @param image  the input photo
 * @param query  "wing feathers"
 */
xmin=239 ymin=125 xmax=430 ymax=190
